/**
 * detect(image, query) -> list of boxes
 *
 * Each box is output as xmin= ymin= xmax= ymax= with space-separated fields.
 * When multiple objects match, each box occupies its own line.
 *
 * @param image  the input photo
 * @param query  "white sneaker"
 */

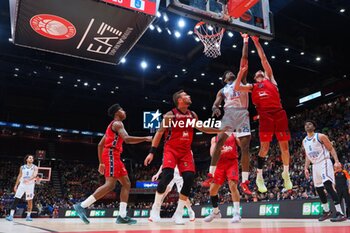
xmin=231 ymin=214 xmax=241 ymax=223
xmin=204 ymin=211 xmax=221 ymax=222
xmin=189 ymin=209 xmax=195 ymax=222
xmin=148 ymin=207 xmax=161 ymax=222
xmin=174 ymin=214 xmax=185 ymax=225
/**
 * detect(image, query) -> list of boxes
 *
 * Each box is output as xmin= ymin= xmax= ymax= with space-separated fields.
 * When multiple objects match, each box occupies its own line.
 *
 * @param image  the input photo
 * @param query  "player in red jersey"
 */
xmin=144 ymin=90 xmax=224 ymax=224
xmin=234 ymin=36 xmax=292 ymax=193
xmin=204 ymin=134 xmax=241 ymax=223
xmin=74 ymin=104 xmax=152 ymax=224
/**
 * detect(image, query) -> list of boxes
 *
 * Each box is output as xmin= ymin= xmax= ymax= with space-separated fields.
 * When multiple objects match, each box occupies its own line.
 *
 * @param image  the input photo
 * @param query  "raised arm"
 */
xmin=233 ymin=65 xmax=252 ymax=92
xmin=113 ymin=121 xmax=152 ymax=144
xmin=193 ymin=111 xmax=224 ymax=134
xmin=251 ymin=36 xmax=276 ymax=85
xmin=319 ymin=133 xmax=341 ymax=167
xmin=240 ymin=33 xmax=249 ymax=84
xmin=212 ymin=89 xmax=224 ymax=117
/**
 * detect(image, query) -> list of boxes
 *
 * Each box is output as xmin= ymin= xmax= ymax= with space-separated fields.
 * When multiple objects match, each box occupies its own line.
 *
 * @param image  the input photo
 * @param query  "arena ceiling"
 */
xmin=0 ymin=0 xmax=350 ymax=132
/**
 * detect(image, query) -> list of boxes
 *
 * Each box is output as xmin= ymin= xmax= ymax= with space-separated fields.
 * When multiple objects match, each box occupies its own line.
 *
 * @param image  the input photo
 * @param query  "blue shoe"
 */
xmin=26 ymin=216 xmax=33 ymax=221
xmin=116 ymin=216 xmax=137 ymax=225
xmin=6 ymin=215 xmax=13 ymax=221
xmin=73 ymin=203 xmax=90 ymax=224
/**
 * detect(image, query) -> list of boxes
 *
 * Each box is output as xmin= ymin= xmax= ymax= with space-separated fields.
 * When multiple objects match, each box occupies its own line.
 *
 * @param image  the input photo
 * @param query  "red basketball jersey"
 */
xmin=218 ymin=134 xmax=238 ymax=160
xmin=103 ymin=120 xmax=123 ymax=156
xmin=252 ymin=79 xmax=283 ymax=112
xmin=164 ymin=108 xmax=194 ymax=150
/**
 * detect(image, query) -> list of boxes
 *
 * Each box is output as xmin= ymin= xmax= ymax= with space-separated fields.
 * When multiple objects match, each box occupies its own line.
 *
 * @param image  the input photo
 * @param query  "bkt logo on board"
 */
xmin=302 ymin=202 xmax=325 ymax=216
xmin=259 ymin=204 xmax=280 ymax=216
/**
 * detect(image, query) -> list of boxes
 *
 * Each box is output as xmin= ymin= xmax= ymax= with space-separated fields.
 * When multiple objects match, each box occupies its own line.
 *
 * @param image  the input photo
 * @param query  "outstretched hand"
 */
xmin=251 ymin=35 xmax=259 ymax=43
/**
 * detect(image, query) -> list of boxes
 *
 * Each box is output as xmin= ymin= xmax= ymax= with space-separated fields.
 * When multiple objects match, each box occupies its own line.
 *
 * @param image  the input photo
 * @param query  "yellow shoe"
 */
xmin=256 ymin=176 xmax=267 ymax=193
xmin=282 ymin=171 xmax=293 ymax=190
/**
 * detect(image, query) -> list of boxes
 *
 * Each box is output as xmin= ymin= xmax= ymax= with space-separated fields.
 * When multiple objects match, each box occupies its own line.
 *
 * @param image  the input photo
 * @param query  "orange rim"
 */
xmin=194 ymin=21 xmax=225 ymax=38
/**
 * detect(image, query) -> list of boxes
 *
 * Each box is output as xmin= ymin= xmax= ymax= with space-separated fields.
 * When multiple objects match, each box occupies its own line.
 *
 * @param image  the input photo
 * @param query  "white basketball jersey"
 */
xmin=303 ymin=133 xmax=330 ymax=164
xmin=222 ymin=81 xmax=249 ymax=109
xmin=20 ymin=164 xmax=37 ymax=185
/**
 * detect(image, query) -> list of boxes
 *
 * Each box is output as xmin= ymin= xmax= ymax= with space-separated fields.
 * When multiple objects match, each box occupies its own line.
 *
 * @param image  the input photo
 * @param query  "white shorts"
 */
xmin=168 ymin=176 xmax=183 ymax=192
xmin=221 ymin=108 xmax=251 ymax=138
xmin=15 ymin=183 xmax=35 ymax=200
xmin=312 ymin=159 xmax=335 ymax=188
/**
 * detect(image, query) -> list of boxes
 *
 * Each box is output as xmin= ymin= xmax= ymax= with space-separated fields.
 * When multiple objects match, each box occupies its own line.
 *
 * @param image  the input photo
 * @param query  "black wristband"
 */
xmin=149 ymin=146 xmax=157 ymax=154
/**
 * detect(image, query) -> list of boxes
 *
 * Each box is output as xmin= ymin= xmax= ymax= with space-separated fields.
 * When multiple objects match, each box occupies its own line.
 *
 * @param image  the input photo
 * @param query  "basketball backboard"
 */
xmin=37 ymin=167 xmax=51 ymax=182
xmin=166 ymin=0 xmax=274 ymax=40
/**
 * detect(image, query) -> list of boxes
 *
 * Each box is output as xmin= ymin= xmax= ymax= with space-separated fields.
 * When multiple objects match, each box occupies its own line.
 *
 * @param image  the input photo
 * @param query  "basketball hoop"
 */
xmin=194 ymin=21 xmax=225 ymax=58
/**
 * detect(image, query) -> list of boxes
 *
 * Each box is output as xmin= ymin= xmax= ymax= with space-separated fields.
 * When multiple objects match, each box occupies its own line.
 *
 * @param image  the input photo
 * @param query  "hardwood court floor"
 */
xmin=2 ymin=218 xmax=350 ymax=233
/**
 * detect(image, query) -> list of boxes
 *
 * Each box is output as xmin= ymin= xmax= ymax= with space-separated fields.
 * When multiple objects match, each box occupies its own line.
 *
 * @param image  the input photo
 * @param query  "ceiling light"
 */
xmin=201 ymin=73 xmax=205 ymax=76
xmin=210 ymin=82 xmax=214 ymax=86
xmin=174 ymin=31 xmax=181 ymax=38
xmin=340 ymin=9 xmax=345 ymax=13
xmin=149 ymin=24 xmax=155 ymax=30
xmin=207 ymin=25 xmax=213 ymax=31
xmin=174 ymin=74 xmax=178 ymax=78
xmin=141 ymin=61 xmax=148 ymax=69
xmin=15 ymin=68 xmax=19 ymax=71
xmin=74 ymin=84 xmax=77 ymax=87
xmin=111 ymin=91 xmax=114 ymax=94
xmin=300 ymin=52 xmax=305 ymax=55
xmin=182 ymin=69 xmax=186 ymax=72
xmin=8 ymin=38 xmax=13 ymax=42
xmin=219 ymin=77 xmax=223 ymax=80
xmin=93 ymin=88 xmax=96 ymax=91
xmin=163 ymin=13 xmax=169 ymax=22
xmin=316 ymin=57 xmax=321 ymax=61
xmin=187 ymin=30 xmax=193 ymax=35
xmin=13 ymin=74 xmax=18 ymax=77
xmin=156 ymin=64 xmax=161 ymax=69
xmin=121 ymin=57 xmax=126 ymax=63
xmin=57 ymin=81 xmax=61 ymax=84
xmin=284 ymin=48 xmax=289 ymax=51
xmin=264 ymin=42 xmax=269 ymax=45
xmin=84 ymin=82 xmax=88 ymax=86
xmin=232 ymin=44 xmax=237 ymax=48
xmin=166 ymin=28 xmax=172 ymax=35
xmin=227 ymin=31 xmax=234 ymax=37
xmin=156 ymin=12 xmax=161 ymax=18
xmin=286 ymin=60 xmax=290 ymax=63
xmin=115 ymin=86 xmax=119 ymax=89
xmin=59 ymin=76 xmax=63 ymax=79
xmin=97 ymin=83 xmax=101 ymax=86
xmin=178 ymin=19 xmax=185 ymax=28
xmin=251 ymin=50 xmax=256 ymax=53
xmin=202 ymin=106 xmax=206 ymax=110
xmin=193 ymin=78 xmax=197 ymax=82
xmin=156 ymin=26 xmax=162 ymax=33
xmin=271 ymin=55 xmax=276 ymax=59
xmin=77 ymin=79 xmax=81 ymax=82
xmin=194 ymin=37 xmax=200 ymax=42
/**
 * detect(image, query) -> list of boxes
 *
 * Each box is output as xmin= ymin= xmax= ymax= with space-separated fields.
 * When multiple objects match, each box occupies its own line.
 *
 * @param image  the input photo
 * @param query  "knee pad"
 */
xmin=180 ymin=171 xmax=195 ymax=197
xmin=157 ymin=168 xmax=174 ymax=194
xmin=324 ymin=180 xmax=340 ymax=204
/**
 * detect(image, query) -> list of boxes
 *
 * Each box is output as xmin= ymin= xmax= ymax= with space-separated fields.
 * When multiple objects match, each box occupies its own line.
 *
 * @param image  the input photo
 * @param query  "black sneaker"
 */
xmin=116 ymin=215 xmax=137 ymax=225
xmin=318 ymin=211 xmax=332 ymax=221
xmin=330 ymin=212 xmax=347 ymax=222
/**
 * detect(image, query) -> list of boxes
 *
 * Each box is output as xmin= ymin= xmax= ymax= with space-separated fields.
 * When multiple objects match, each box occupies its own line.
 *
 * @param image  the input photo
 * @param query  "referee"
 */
xmin=334 ymin=163 xmax=350 ymax=219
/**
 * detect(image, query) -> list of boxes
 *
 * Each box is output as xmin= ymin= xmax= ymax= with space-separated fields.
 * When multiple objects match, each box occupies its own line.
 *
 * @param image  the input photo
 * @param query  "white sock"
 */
xmin=27 ymin=212 xmax=31 ymax=217
xmin=213 ymin=207 xmax=220 ymax=214
xmin=10 ymin=209 xmax=15 ymax=217
xmin=257 ymin=169 xmax=263 ymax=179
xmin=119 ymin=202 xmax=127 ymax=218
xmin=242 ymin=172 xmax=249 ymax=182
xmin=283 ymin=165 xmax=289 ymax=174
xmin=81 ymin=195 xmax=96 ymax=208
xmin=175 ymin=200 xmax=186 ymax=217
xmin=233 ymin=202 xmax=240 ymax=215
xmin=322 ymin=203 xmax=330 ymax=212
xmin=209 ymin=166 xmax=216 ymax=175
xmin=153 ymin=192 xmax=164 ymax=208
xmin=335 ymin=204 xmax=344 ymax=215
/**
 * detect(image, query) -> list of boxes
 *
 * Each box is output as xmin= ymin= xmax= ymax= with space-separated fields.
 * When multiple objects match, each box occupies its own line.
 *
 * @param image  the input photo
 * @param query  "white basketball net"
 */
xmin=194 ymin=22 xmax=225 ymax=58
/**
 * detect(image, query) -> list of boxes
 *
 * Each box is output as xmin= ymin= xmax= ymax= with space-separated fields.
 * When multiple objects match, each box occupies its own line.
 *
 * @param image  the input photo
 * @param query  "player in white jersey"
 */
xmin=303 ymin=120 xmax=347 ymax=222
xmin=6 ymin=154 xmax=38 ymax=221
xmin=149 ymin=165 xmax=195 ymax=222
xmin=204 ymin=33 xmax=252 ymax=195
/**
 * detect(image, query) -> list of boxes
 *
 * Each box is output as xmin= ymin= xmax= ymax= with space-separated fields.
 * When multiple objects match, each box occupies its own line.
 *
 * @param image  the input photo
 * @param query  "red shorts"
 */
xmin=258 ymin=109 xmax=290 ymax=142
xmin=102 ymin=153 xmax=128 ymax=178
xmin=162 ymin=145 xmax=195 ymax=173
xmin=213 ymin=158 xmax=239 ymax=185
